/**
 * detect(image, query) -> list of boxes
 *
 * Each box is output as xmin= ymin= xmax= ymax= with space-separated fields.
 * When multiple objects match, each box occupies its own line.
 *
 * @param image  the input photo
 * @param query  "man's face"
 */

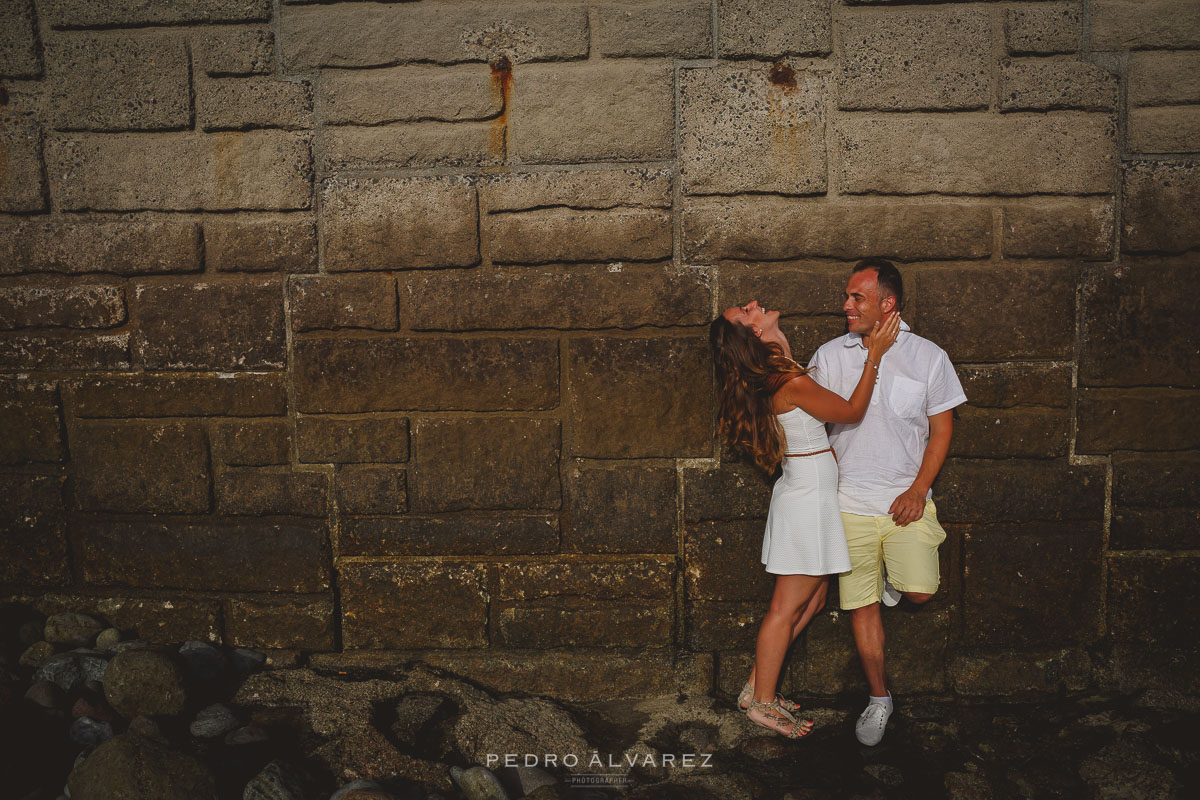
xmin=843 ymin=269 xmax=891 ymax=335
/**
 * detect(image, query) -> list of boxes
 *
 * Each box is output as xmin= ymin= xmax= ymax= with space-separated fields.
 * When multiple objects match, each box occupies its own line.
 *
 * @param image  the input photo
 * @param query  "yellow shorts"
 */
xmin=838 ymin=499 xmax=947 ymax=611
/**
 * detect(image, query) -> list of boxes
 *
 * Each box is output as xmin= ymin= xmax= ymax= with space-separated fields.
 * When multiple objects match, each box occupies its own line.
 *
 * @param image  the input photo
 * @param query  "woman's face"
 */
xmin=722 ymin=299 xmax=779 ymax=335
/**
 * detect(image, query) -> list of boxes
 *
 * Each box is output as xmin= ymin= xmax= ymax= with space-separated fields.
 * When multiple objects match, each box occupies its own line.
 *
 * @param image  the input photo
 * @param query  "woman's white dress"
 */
xmin=760 ymin=406 xmax=851 ymax=575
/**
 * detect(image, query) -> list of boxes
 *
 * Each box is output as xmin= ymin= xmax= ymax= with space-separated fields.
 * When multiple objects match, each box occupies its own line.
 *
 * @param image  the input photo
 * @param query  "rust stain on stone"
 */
xmin=768 ymin=63 xmax=797 ymax=91
xmin=489 ymin=55 xmax=512 ymax=161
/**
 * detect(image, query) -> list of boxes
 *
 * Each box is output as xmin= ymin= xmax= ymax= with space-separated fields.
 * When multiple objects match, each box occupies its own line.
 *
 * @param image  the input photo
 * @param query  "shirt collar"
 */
xmin=844 ymin=319 xmax=911 ymax=349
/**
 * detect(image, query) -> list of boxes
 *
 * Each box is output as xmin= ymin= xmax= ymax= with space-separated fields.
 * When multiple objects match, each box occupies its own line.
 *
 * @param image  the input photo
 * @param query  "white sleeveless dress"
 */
xmin=760 ymin=406 xmax=852 ymax=575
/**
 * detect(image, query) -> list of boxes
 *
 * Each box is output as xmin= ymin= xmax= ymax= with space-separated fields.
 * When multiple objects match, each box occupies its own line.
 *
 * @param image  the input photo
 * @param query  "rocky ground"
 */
xmin=3 ymin=607 xmax=1197 ymax=799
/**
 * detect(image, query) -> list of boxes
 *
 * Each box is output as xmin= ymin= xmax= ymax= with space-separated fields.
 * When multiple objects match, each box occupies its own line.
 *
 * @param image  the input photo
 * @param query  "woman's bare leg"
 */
xmin=752 ymin=574 xmax=824 ymax=705
xmin=746 ymin=579 xmax=827 ymax=692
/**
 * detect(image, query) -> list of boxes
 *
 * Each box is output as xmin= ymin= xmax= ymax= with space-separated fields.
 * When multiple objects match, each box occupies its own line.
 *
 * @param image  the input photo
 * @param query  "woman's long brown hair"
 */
xmin=709 ymin=316 xmax=811 ymax=474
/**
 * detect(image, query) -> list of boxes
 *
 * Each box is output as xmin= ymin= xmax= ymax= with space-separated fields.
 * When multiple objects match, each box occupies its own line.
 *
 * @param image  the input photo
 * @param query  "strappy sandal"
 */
xmin=738 ymin=681 xmax=804 ymax=714
xmin=745 ymin=697 xmax=814 ymax=739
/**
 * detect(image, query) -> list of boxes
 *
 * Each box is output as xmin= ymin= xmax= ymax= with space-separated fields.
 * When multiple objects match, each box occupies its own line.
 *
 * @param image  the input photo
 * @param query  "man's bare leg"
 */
xmin=850 ymin=601 xmax=887 ymax=697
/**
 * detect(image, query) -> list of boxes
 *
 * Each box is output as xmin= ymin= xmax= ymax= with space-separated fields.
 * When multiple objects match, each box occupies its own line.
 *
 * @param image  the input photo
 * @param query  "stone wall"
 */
xmin=1 ymin=0 xmax=1197 ymax=702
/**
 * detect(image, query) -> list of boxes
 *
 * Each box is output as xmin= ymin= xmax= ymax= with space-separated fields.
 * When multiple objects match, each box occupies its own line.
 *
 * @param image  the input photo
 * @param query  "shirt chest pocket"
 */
xmin=888 ymin=375 xmax=927 ymax=418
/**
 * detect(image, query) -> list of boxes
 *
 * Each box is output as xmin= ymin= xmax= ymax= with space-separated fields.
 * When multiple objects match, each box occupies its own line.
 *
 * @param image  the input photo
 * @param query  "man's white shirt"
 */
xmin=808 ymin=322 xmax=967 ymax=517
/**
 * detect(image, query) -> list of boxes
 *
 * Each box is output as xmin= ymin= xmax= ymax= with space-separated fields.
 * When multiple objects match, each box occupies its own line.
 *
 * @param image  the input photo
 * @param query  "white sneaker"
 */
xmin=881 ymin=577 xmax=901 ymax=607
xmin=855 ymin=697 xmax=893 ymax=746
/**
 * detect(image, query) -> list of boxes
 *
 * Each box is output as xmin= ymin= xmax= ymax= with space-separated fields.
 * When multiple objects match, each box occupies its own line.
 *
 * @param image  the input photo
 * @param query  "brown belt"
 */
xmin=784 ymin=447 xmax=836 ymax=462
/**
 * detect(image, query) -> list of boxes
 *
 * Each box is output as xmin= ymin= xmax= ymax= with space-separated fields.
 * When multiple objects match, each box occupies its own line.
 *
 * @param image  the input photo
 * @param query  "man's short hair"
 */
xmin=852 ymin=257 xmax=904 ymax=313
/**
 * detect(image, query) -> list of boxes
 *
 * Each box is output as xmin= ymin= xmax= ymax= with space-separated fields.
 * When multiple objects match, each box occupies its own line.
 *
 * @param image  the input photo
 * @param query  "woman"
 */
xmin=709 ymin=299 xmax=899 ymax=738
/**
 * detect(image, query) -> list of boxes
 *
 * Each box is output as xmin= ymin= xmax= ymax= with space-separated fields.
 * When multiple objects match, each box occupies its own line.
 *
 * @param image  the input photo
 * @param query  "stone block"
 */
xmin=412 ymin=418 xmax=560 ymax=511
xmin=838 ymin=6 xmax=990 ymax=111
xmin=0 ymin=382 xmax=64 ymax=464
xmin=684 ymin=602 xmax=761 ymax=650
xmin=71 ymin=420 xmax=210 ymax=513
xmin=1003 ymin=199 xmax=1113 ymax=259
xmin=339 ymin=562 xmax=487 ymax=649
xmin=216 ymin=467 xmax=328 ymax=517
xmin=213 ymin=420 xmax=290 ymax=466
xmin=1128 ymin=105 xmax=1200 ymax=153
xmin=878 ymin=605 xmax=954 ymax=694
xmin=1129 ymin=51 xmax=1200 ymax=105
xmin=963 ymin=522 xmax=1102 ymax=648
xmin=494 ymin=601 xmax=671 ymax=648
xmin=594 ymin=1 xmax=713 ymax=58
xmin=45 ymin=34 xmax=190 ymax=131
xmin=568 ymin=335 xmax=712 ymax=458
xmin=0 ymin=108 xmax=46 ymax=211
xmin=295 ymin=415 xmax=408 ymax=464
xmin=281 ymin=2 xmax=588 ymax=69
xmin=682 ymin=461 xmax=773 ymax=522
xmin=935 ymin=459 xmax=1105 ymax=523
xmin=321 ymin=122 xmax=495 ymax=171
xmin=718 ymin=0 xmax=830 ymax=58
xmin=321 ymin=175 xmax=477 ymax=271
xmin=77 ymin=519 xmax=329 ymax=592
xmin=1080 ymin=257 xmax=1200 ymax=387
xmin=801 ymin=612 xmax=863 ymax=694
xmin=1122 ymin=161 xmax=1200 ymax=253
xmin=1077 ymin=388 xmax=1200 ymax=452
xmin=225 ymin=596 xmax=334 ymax=650
xmin=46 ymin=131 xmax=313 ymax=211
xmin=1090 ymin=0 xmax=1200 ymax=50
xmin=683 ymin=198 xmax=991 ymax=261
xmin=1111 ymin=453 xmax=1200 ymax=550
xmin=1005 ymin=3 xmax=1081 ymax=54
xmin=998 ymin=58 xmax=1117 ymax=111
xmin=0 ymin=286 xmax=126 ymax=330
xmin=950 ymin=406 xmax=1070 ymax=459
xmin=954 ymin=364 xmax=1071 ymax=409
xmin=0 ymin=0 xmax=40 ymax=77
xmin=781 ymin=317 xmax=851 ymax=362
xmin=0 ymin=333 xmax=130 ymax=370
xmin=564 ymin=464 xmax=677 ymax=553
xmin=193 ymin=26 xmax=273 ymax=76
xmin=293 ymin=337 xmax=558 ymax=412
xmin=486 ymin=208 xmax=672 ymax=264
xmin=68 ymin=373 xmax=287 ymax=418
xmin=39 ymin=595 xmax=220 ymax=644
xmin=911 ymin=264 xmax=1074 ymax=360
xmin=336 ymin=465 xmax=406 ymax=515
xmin=404 ymin=265 xmax=711 ymax=330
xmin=196 ymin=76 xmax=314 ymax=131
xmin=497 ymin=557 xmax=674 ymax=600
xmin=320 ymin=65 xmax=499 ymax=125
xmin=508 ymin=61 xmax=673 ymax=163
xmin=837 ymin=113 xmax=1116 ymax=195
xmin=341 ymin=514 xmax=558 ymax=556
xmin=0 ymin=472 xmax=68 ymax=585
xmin=480 ymin=167 xmax=673 ymax=213
xmin=0 ymin=220 xmax=202 ymax=276
xmin=717 ymin=265 xmax=846 ymax=317
xmin=133 ymin=279 xmax=285 ymax=370
xmin=1108 ymin=556 xmax=1200 ymax=647
xmin=43 ymin=0 xmax=271 ymax=27
xmin=206 ymin=217 xmax=317 ymax=273
xmin=289 ymin=275 xmax=397 ymax=333
xmin=951 ymin=649 xmax=1091 ymax=696
xmin=679 ymin=64 xmax=825 ymax=195
xmin=684 ymin=521 xmax=773 ymax=602
xmin=1111 ymin=508 xmax=1200 ymax=551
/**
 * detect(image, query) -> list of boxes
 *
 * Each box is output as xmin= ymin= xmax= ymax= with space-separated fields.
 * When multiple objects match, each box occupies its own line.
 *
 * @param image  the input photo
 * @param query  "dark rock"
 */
xmin=43 ymin=613 xmax=105 ymax=648
xmin=449 ymin=766 xmax=509 ymax=800
xmin=390 ymin=694 xmax=449 ymax=747
xmin=512 ymin=766 xmax=559 ymax=796
xmin=66 ymin=734 xmax=218 ymax=800
xmin=24 ymin=680 xmax=65 ymax=709
xmin=18 ymin=618 xmax=45 ymax=646
xmin=71 ymin=694 xmax=118 ymax=723
xmin=243 ymin=759 xmax=315 ymax=800
xmin=103 ymin=650 xmax=186 ymax=719
xmin=19 ymin=640 xmax=54 ymax=668
xmin=330 ymin=781 xmax=390 ymax=800
xmin=95 ymin=628 xmax=122 ymax=652
xmin=69 ymin=717 xmax=114 ymax=748
xmin=111 ymin=639 xmax=152 ymax=654
xmin=178 ymin=640 xmax=227 ymax=683
xmin=34 ymin=652 xmax=108 ymax=692
xmin=190 ymin=703 xmax=239 ymax=738
xmin=225 ymin=724 xmax=270 ymax=747
xmin=127 ymin=715 xmax=169 ymax=745
xmin=231 ymin=647 xmax=267 ymax=674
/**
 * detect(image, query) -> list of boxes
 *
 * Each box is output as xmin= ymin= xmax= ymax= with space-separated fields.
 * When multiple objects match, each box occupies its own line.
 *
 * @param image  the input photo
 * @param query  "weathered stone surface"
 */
xmin=568 ymin=335 xmax=712 ymax=458
xmin=998 ymin=58 xmax=1117 ymax=111
xmin=950 ymin=406 xmax=1070 ymax=459
xmin=0 ymin=0 xmax=41 ymax=77
xmin=0 ymin=383 xmax=64 ymax=464
xmin=77 ymin=518 xmax=330 ymax=592
xmin=683 ymin=198 xmax=991 ymax=261
xmin=1108 ymin=556 xmax=1200 ymax=647
xmin=1090 ymin=0 xmax=1200 ymax=50
xmin=952 ymin=649 xmax=1091 ymax=696
xmin=217 ymin=467 xmax=328 ymax=516
xmin=1111 ymin=508 xmax=1200 ymax=551
xmin=196 ymin=76 xmax=314 ymax=131
xmin=340 ymin=562 xmax=488 ymax=649
xmin=289 ymin=275 xmax=397 ymax=332
xmin=104 ymin=650 xmax=186 ymax=719
xmin=412 ymin=418 xmax=559 ymax=511
xmin=935 ymin=460 xmax=1105 ymax=523
xmin=1077 ymin=388 xmax=1200 ymax=452
xmin=282 ymin=2 xmax=588 ymax=69
xmin=46 ymin=131 xmax=313 ymax=211
xmin=963 ymin=522 xmax=1102 ymax=648
xmin=296 ymin=415 xmax=408 ymax=463
xmin=214 ymin=420 xmax=290 ymax=466
xmin=225 ymin=597 xmax=335 ymax=649
xmin=68 ymin=373 xmax=287 ymax=417
xmin=45 ymin=34 xmax=191 ymax=131
xmin=321 ymin=122 xmax=495 ymax=171
xmin=685 ymin=602 xmax=760 ymax=650
xmin=718 ymin=265 xmax=846 ymax=316
xmin=954 ymin=364 xmax=1071 ymax=409
xmin=406 ymin=265 xmax=710 ymax=330
xmin=206 ymin=217 xmax=316 ymax=273
xmin=718 ymin=0 xmax=830 ymax=58
xmin=71 ymin=421 xmax=210 ymax=513
xmin=45 ymin=0 xmax=270 ymax=27
xmin=487 ymin=208 xmax=672 ymax=264
xmin=838 ymin=6 xmax=990 ymax=111
xmin=780 ymin=316 xmax=851 ymax=361
xmin=133 ymin=279 xmax=285 ymax=370
xmin=682 ymin=461 xmax=773 ymax=522
xmin=1122 ymin=161 xmax=1200 ymax=253
xmin=837 ymin=113 xmax=1115 ymax=195
xmin=1129 ymin=51 xmax=1200 ymax=105
xmin=1081 ymin=257 xmax=1200 ymax=387
xmin=0 ymin=220 xmax=202 ymax=276
xmin=911 ymin=264 xmax=1074 ymax=360
xmin=594 ymin=1 xmax=712 ymax=58
xmin=336 ymin=465 xmax=406 ymax=515
xmin=684 ymin=521 xmax=773 ymax=601
xmin=564 ymin=464 xmax=677 ymax=553
xmin=193 ymin=26 xmax=273 ymax=76
xmin=0 ymin=108 xmax=46 ymax=212
xmin=1128 ymin=106 xmax=1200 ymax=153
xmin=25 ymin=594 xmax=220 ymax=644
xmin=495 ymin=601 xmax=671 ymax=648
xmin=0 ymin=286 xmax=125 ymax=330
xmin=497 ymin=557 xmax=673 ymax=600
xmin=0 ymin=471 xmax=67 ymax=583
xmin=342 ymin=514 xmax=558 ymax=556
xmin=294 ymin=337 xmax=558 ymax=412
xmin=482 ymin=168 xmax=672 ymax=213
xmin=321 ymin=175 xmax=477 ymax=271
xmin=1110 ymin=453 xmax=1200 ymax=550
xmin=679 ymin=64 xmax=825 ymax=195
xmin=1005 ymin=3 xmax=1081 ymax=55
xmin=67 ymin=734 xmax=218 ymax=800
xmin=0 ymin=332 xmax=130 ymax=370
xmin=320 ymin=65 xmax=499 ymax=124
xmin=1003 ymin=199 xmax=1113 ymax=258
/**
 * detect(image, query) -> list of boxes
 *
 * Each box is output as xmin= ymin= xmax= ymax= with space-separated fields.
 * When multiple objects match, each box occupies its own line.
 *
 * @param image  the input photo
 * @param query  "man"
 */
xmin=808 ymin=258 xmax=965 ymax=746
